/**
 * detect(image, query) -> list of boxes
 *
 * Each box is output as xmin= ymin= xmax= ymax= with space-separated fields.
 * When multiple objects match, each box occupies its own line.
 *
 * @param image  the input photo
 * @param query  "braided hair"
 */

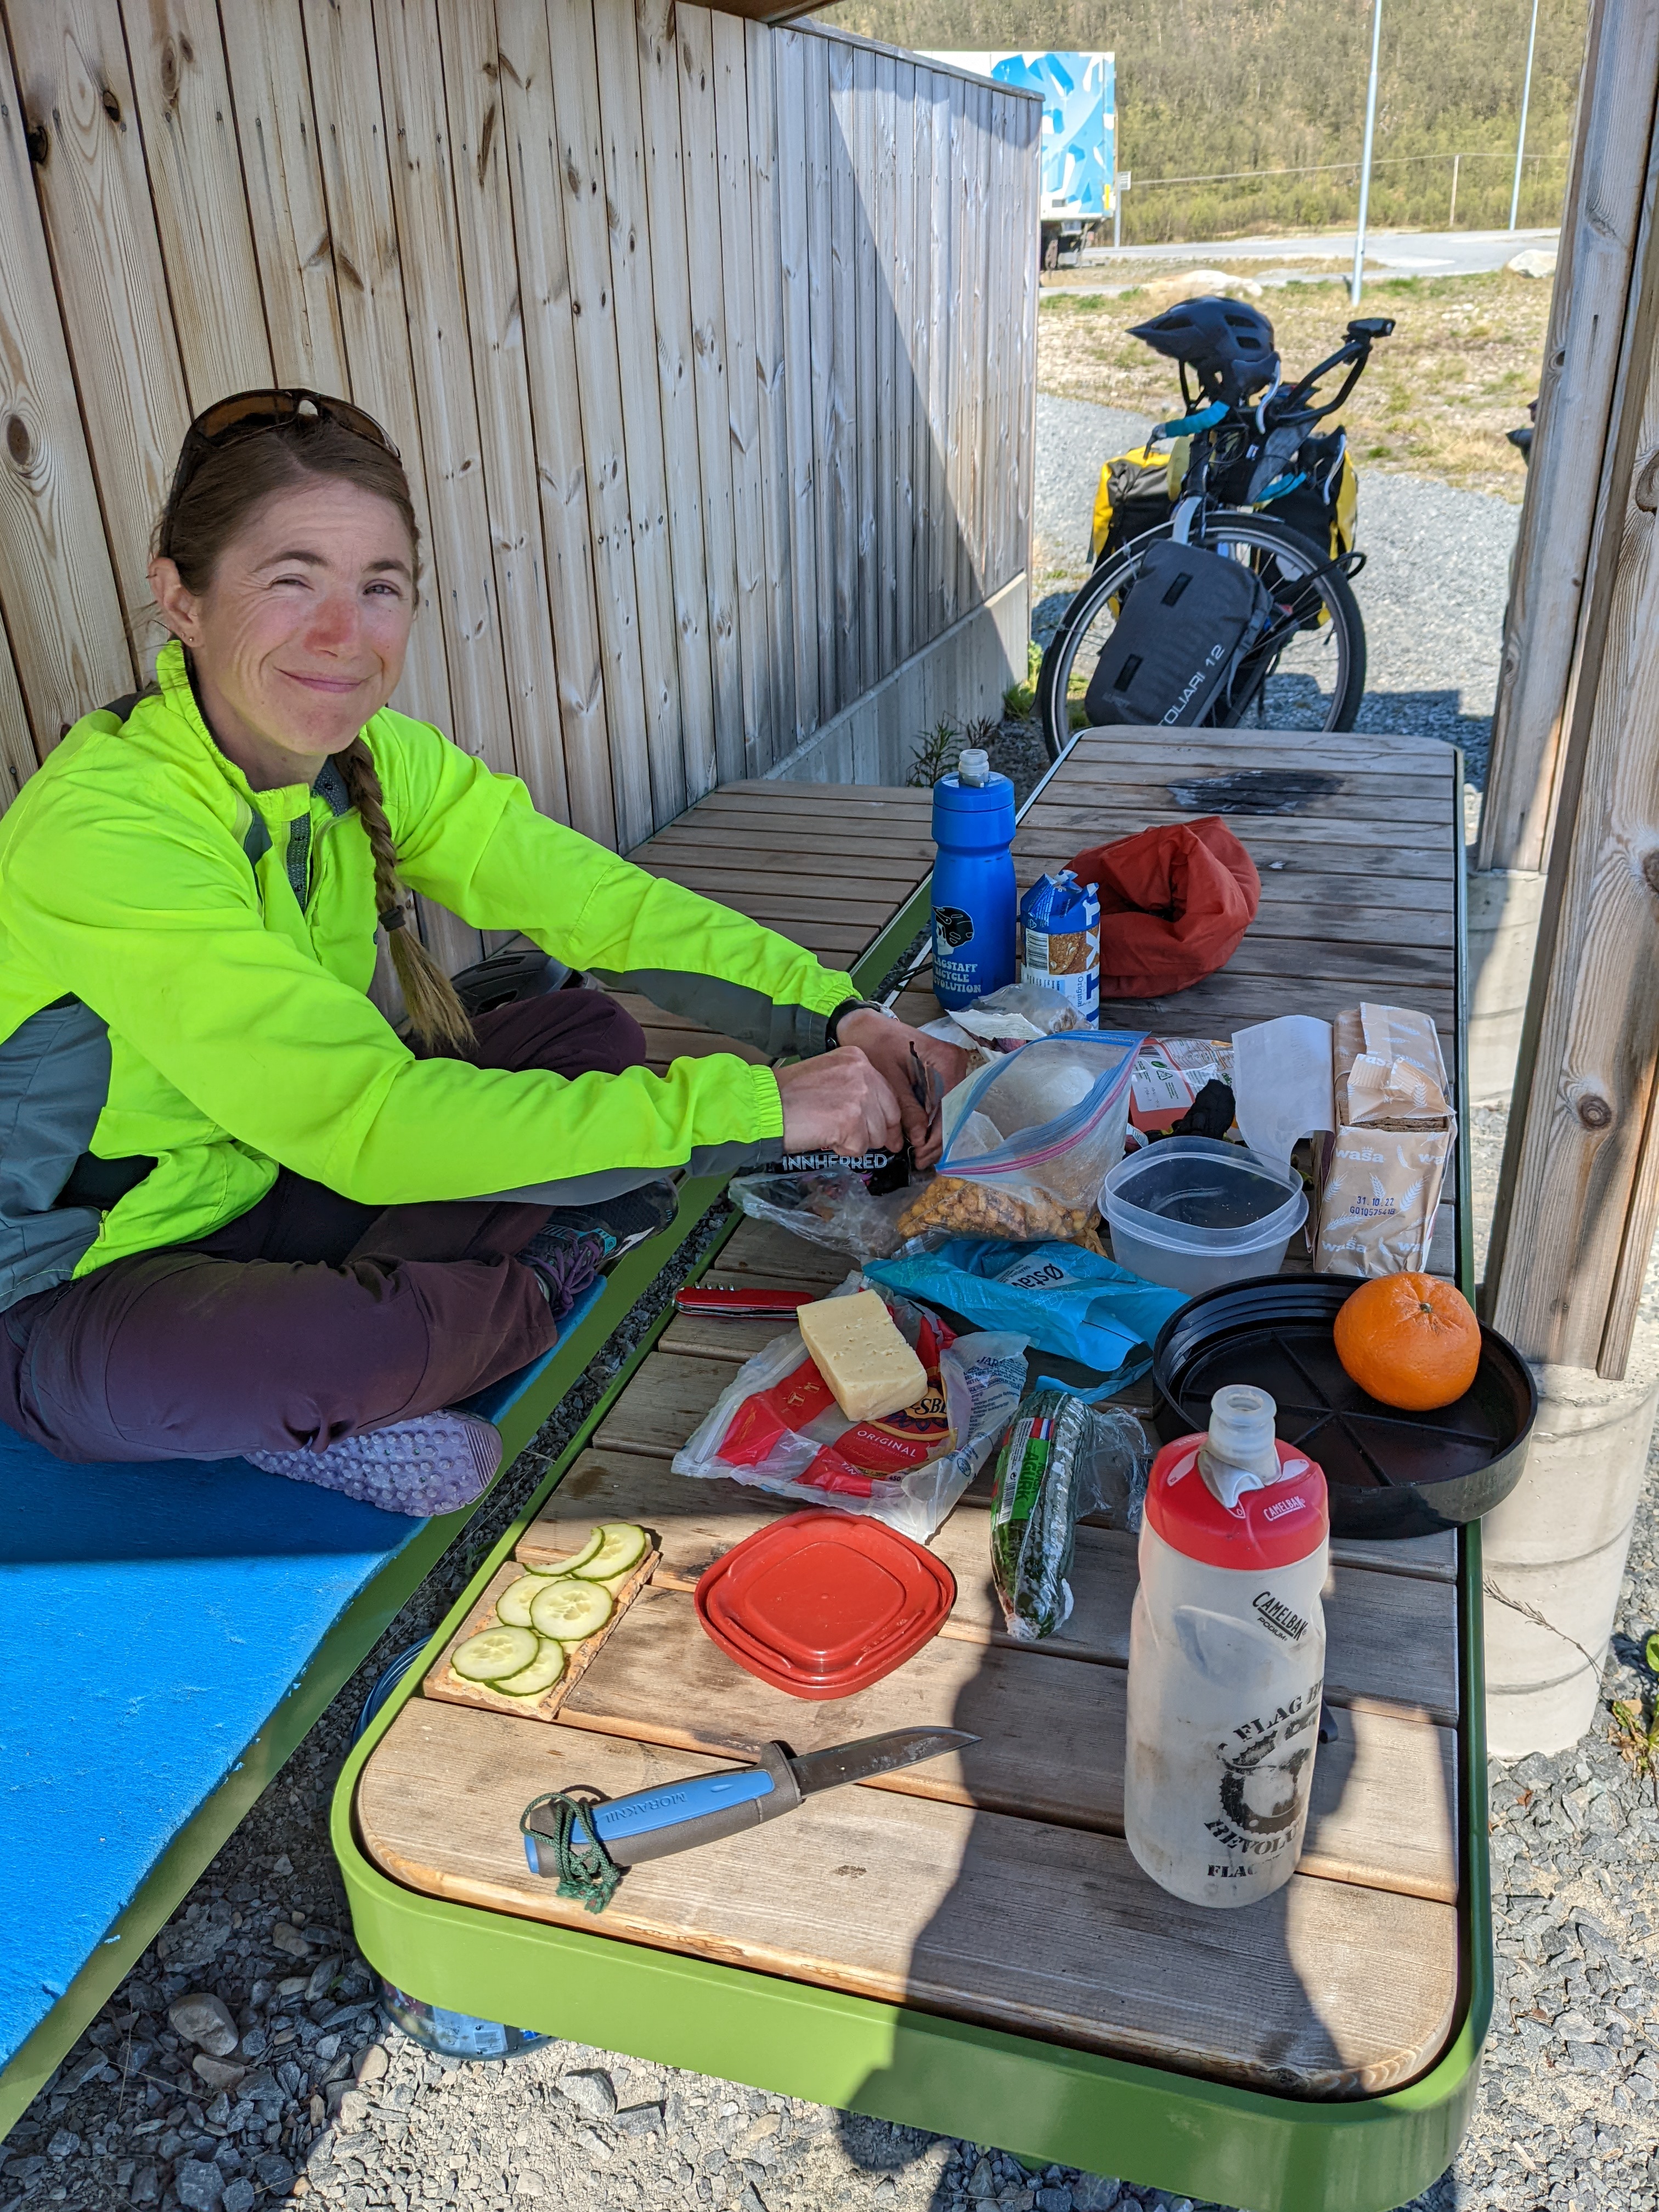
xmin=153 ymin=413 xmax=474 ymax=1052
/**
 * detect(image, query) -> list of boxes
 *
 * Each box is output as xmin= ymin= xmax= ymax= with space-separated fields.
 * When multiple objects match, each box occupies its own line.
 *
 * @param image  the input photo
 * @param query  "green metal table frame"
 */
xmin=329 ymin=832 xmax=1492 ymax=2212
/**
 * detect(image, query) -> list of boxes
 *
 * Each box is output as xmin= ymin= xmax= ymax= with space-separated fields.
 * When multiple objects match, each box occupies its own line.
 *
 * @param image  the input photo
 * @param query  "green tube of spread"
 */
xmin=989 ymin=1389 xmax=1149 ymax=1639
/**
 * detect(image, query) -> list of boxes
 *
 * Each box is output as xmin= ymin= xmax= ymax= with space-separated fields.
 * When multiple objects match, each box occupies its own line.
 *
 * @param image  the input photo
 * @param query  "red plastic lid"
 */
xmin=1146 ymin=1435 xmax=1328 ymax=1571
xmin=695 ymin=1510 xmax=956 ymax=1700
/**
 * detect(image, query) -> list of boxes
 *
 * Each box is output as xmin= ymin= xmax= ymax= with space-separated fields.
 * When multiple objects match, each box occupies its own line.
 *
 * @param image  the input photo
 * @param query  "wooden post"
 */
xmin=1477 ymin=0 xmax=1659 ymax=877
xmin=1486 ymin=145 xmax=1659 ymax=1380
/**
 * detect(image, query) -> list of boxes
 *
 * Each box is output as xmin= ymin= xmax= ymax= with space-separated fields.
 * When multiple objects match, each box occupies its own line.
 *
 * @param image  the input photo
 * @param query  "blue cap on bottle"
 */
xmin=932 ymin=751 xmax=1014 ymax=847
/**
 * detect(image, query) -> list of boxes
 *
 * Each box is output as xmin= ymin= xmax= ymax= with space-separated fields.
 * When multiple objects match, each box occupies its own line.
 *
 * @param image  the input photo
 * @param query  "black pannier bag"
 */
xmin=1082 ymin=538 xmax=1272 ymax=729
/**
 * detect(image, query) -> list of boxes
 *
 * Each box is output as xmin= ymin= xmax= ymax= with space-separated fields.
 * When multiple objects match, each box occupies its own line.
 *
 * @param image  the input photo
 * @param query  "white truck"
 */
xmin=925 ymin=50 xmax=1116 ymax=268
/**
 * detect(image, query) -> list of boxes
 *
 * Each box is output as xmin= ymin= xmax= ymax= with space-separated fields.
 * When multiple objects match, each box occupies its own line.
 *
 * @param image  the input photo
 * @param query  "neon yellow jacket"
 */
xmin=0 ymin=642 xmax=855 ymax=1307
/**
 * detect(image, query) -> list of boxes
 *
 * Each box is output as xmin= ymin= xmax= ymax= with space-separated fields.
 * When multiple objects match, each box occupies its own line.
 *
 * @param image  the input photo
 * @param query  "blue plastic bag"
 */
xmin=864 ymin=1238 xmax=1186 ymax=1391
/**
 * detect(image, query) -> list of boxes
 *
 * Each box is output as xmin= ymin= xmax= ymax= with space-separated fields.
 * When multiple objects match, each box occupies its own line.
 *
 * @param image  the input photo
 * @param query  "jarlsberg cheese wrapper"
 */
xmin=797 ymin=1290 xmax=929 ymax=1423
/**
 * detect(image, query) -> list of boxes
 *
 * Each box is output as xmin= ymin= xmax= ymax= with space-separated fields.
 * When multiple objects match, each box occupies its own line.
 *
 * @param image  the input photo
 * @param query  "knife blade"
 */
xmin=789 ymin=1725 xmax=972 ymax=1796
xmin=522 ymin=1727 xmax=976 ymax=1872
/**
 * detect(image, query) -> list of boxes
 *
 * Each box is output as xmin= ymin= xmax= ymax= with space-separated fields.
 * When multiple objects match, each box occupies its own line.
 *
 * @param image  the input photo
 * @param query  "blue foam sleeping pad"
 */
xmin=0 ymin=1276 xmax=605 ymax=2074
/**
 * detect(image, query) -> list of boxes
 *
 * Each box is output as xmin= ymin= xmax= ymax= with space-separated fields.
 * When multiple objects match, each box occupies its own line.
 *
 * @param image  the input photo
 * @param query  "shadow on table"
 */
xmin=830 ymin=1548 xmax=1459 ymax=2211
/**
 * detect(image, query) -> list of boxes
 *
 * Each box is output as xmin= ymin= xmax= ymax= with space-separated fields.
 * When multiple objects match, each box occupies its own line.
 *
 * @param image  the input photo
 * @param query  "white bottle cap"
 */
xmin=1208 ymin=1384 xmax=1278 ymax=1468
xmin=957 ymin=748 xmax=990 ymax=787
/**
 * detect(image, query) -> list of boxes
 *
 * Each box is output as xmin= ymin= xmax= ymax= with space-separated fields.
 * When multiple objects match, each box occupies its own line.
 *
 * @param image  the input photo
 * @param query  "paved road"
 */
xmin=1084 ymin=224 xmax=1557 ymax=280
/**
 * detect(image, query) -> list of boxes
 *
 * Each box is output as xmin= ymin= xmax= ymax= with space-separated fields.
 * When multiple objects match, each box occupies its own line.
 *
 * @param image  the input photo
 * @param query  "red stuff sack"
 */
xmin=1067 ymin=815 xmax=1260 ymax=998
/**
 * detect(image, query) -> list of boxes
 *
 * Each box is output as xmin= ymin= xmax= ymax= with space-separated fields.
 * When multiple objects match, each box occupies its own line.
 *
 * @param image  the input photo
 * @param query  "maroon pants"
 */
xmin=0 ymin=989 xmax=649 ymax=1464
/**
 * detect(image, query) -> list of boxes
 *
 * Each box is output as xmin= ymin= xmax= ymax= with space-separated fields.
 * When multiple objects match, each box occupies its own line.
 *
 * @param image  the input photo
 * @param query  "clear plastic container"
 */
xmin=1101 ymin=1136 xmax=1307 ymax=1296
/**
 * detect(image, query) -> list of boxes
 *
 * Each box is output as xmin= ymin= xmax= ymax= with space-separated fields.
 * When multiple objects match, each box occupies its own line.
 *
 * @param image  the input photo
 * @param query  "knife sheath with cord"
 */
xmin=520 ymin=1727 xmax=975 ymax=1912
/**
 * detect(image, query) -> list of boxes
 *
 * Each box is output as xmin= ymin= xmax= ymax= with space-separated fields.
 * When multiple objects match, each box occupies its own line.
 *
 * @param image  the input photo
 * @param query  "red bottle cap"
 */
xmin=1145 ymin=1434 xmax=1328 ymax=1572
xmin=695 ymin=1509 xmax=956 ymax=1700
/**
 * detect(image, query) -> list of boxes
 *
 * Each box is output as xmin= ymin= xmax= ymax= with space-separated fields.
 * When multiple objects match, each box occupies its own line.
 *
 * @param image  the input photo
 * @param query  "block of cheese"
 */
xmin=797 ymin=1290 xmax=929 ymax=1423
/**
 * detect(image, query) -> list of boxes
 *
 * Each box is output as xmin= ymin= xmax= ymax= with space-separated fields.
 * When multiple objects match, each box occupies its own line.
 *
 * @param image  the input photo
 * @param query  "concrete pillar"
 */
xmin=1482 ymin=1361 xmax=1659 ymax=1758
xmin=1465 ymin=867 xmax=1546 ymax=1106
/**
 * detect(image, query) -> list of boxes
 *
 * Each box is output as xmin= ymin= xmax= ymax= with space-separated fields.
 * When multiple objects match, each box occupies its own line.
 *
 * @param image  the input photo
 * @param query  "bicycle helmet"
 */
xmin=1127 ymin=296 xmax=1280 ymax=409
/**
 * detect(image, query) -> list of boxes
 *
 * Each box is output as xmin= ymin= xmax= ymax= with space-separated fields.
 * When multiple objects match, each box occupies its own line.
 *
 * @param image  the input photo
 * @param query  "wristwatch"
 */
xmin=825 ymin=997 xmax=884 ymax=1048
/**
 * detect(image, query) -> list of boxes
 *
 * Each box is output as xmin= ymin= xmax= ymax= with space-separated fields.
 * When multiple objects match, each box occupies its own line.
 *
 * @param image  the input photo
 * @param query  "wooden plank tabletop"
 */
xmin=358 ymin=729 xmax=1469 ymax=2105
xmin=619 ymin=781 xmax=934 ymax=1071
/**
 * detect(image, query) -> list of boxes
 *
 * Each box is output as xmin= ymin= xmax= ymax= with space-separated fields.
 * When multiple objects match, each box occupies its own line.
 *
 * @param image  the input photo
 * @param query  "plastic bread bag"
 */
xmin=865 ymin=1237 xmax=1185 ymax=1393
xmin=949 ymin=981 xmax=1087 ymax=1047
xmin=673 ymin=1278 xmax=1028 ymax=1542
xmin=729 ymin=1165 xmax=917 ymax=1263
xmin=989 ymin=1389 xmax=1152 ymax=1639
xmin=909 ymin=1031 xmax=1146 ymax=1243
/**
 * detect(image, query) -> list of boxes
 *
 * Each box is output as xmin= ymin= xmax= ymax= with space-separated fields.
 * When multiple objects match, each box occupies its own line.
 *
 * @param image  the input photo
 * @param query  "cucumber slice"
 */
xmin=521 ymin=1527 xmax=605 ymax=1576
xmin=570 ymin=1523 xmax=648 ymax=1582
xmin=452 ymin=1625 xmax=538 ymax=1682
xmin=494 ymin=1637 xmax=567 ymax=1698
xmin=495 ymin=1575 xmax=548 ymax=1630
xmin=528 ymin=1578 xmax=614 ymax=1640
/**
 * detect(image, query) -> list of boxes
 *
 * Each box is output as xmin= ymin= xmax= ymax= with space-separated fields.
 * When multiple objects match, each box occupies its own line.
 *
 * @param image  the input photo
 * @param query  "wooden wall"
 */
xmin=0 ymin=0 xmax=1038 ymax=956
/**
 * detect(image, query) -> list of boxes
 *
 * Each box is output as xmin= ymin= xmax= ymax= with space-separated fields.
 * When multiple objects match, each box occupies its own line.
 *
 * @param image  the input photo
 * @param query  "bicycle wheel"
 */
xmin=1036 ymin=511 xmax=1368 ymax=760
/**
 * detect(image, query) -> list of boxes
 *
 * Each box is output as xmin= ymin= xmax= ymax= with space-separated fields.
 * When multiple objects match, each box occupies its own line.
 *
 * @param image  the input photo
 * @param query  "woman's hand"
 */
xmin=776 ymin=1049 xmax=905 ymax=1157
xmin=832 ymin=1010 xmax=969 ymax=1169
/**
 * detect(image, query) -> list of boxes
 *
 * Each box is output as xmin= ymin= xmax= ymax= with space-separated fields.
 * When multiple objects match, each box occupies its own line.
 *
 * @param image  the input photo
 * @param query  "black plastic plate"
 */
xmin=1152 ymin=1274 xmax=1538 ymax=1538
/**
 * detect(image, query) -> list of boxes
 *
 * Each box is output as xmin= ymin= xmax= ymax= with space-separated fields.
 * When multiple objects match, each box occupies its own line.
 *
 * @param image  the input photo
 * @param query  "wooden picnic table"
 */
xmin=342 ymin=730 xmax=1485 ymax=2211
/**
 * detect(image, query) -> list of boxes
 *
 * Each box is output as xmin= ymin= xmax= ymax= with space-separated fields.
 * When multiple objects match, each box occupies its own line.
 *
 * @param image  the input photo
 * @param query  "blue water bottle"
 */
xmin=930 ymin=748 xmax=1017 ymax=1009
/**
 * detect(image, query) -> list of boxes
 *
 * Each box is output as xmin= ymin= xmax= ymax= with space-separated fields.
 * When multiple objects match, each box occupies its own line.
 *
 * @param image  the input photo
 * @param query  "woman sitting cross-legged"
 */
xmin=0 ymin=390 xmax=964 ymax=1515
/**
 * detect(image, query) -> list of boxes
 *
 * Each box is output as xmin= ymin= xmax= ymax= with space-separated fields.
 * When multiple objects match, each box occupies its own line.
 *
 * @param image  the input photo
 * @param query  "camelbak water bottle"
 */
xmin=930 ymin=749 xmax=1016 ymax=1008
xmin=1124 ymin=1385 xmax=1329 ymax=1909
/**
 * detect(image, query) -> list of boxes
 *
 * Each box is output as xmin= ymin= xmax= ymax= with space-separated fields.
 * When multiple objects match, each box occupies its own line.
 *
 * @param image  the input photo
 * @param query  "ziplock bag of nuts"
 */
xmin=900 ymin=1032 xmax=1145 ymax=1245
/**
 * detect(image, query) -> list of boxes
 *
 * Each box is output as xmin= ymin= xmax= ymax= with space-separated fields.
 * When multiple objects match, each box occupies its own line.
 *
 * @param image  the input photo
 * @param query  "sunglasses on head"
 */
xmin=160 ymin=389 xmax=400 ymax=552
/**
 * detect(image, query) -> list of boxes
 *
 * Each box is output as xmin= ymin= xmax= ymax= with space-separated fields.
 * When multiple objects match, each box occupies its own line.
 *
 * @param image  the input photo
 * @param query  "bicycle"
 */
xmin=1035 ymin=311 xmax=1395 ymax=760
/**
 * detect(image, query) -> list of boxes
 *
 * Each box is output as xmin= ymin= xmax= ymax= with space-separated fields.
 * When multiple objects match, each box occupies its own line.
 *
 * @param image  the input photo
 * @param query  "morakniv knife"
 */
xmin=521 ymin=1726 xmax=976 ymax=1871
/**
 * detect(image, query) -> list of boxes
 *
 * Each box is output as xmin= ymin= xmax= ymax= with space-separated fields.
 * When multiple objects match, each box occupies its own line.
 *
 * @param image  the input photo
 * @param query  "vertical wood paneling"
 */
xmin=710 ymin=10 xmax=766 ymax=777
xmin=0 ymin=2 xmax=1038 ymax=887
xmin=372 ymin=0 xmax=515 ymax=780
xmin=217 ymin=0 xmax=349 ymax=389
xmin=8 ymin=0 xmax=192 ymax=631
xmin=0 ymin=627 xmax=43 ymax=805
xmin=119 ymin=0 xmax=275 ymax=406
xmin=637 ymin=0 xmax=717 ymax=805
xmin=772 ymin=27 xmax=820 ymax=743
xmin=591 ymin=0 xmax=686 ymax=825
xmin=437 ymin=0 xmax=573 ymax=823
xmin=852 ymin=44 xmax=876 ymax=694
xmin=893 ymin=54 xmax=915 ymax=672
xmin=1008 ymin=98 xmax=1035 ymax=588
xmin=0 ymin=43 xmax=131 ymax=749
xmin=675 ymin=4 xmax=744 ymax=788
xmin=986 ymin=92 xmax=1012 ymax=591
xmin=543 ymin=0 xmax=652 ymax=849
xmin=916 ymin=66 xmax=942 ymax=646
xmin=972 ymin=85 xmax=994 ymax=593
xmin=745 ymin=20 xmax=797 ymax=764
xmin=303 ymin=0 xmax=456 ymax=749
xmin=873 ymin=49 xmax=897 ymax=681
xmin=827 ymin=36 xmax=857 ymax=709
xmin=803 ymin=31 xmax=836 ymax=722
xmin=941 ymin=73 xmax=966 ymax=628
xmin=495 ymin=0 xmax=614 ymax=847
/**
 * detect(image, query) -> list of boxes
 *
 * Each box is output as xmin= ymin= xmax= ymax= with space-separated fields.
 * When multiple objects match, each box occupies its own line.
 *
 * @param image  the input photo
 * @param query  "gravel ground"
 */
xmin=8 ymin=412 xmax=1652 ymax=2212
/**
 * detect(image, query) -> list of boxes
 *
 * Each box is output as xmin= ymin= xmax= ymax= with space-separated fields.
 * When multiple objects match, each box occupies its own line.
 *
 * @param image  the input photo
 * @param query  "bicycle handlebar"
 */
xmin=1270 ymin=318 xmax=1394 ymax=424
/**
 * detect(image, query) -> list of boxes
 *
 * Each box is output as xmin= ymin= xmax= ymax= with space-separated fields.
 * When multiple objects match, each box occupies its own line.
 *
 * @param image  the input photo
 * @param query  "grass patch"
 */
xmin=1037 ymin=266 xmax=1552 ymax=500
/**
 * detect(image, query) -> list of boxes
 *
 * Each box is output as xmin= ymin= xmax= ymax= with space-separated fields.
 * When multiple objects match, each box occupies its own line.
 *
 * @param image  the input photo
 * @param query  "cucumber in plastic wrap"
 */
xmin=989 ymin=1389 xmax=1149 ymax=1639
